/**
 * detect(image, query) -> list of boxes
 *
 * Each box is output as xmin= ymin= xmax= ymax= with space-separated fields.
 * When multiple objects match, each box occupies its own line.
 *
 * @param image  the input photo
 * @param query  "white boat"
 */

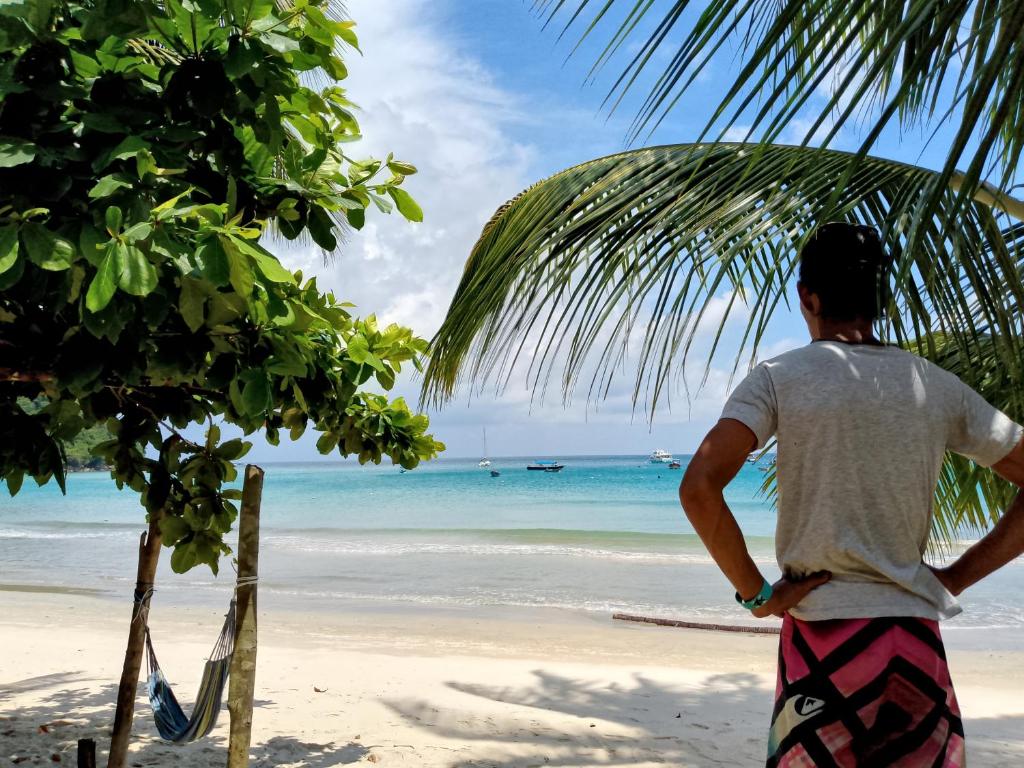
xmin=527 ymin=460 xmax=564 ymax=472
xmin=649 ymin=449 xmax=673 ymax=463
xmin=478 ymin=427 xmax=491 ymax=468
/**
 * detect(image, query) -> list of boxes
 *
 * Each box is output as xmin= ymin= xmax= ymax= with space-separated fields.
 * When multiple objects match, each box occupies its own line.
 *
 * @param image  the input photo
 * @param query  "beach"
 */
xmin=3 ymin=588 xmax=1024 ymax=767
xmin=3 ymin=458 xmax=1024 ymax=766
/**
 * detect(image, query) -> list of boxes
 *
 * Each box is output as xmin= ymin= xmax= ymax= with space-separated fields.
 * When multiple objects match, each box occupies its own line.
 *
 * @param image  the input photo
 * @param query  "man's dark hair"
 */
xmin=798 ymin=222 xmax=891 ymax=321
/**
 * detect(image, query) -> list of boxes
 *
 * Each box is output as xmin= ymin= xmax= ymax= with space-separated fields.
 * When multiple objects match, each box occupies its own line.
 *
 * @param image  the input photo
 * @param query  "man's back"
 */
xmin=723 ymin=340 xmax=1022 ymax=620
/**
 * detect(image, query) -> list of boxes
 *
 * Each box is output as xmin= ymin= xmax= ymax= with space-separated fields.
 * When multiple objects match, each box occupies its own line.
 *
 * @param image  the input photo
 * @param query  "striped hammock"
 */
xmin=144 ymin=601 xmax=235 ymax=743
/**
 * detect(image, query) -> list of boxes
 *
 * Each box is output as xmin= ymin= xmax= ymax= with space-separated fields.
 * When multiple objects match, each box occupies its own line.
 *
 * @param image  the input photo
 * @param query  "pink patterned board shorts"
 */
xmin=767 ymin=615 xmax=965 ymax=767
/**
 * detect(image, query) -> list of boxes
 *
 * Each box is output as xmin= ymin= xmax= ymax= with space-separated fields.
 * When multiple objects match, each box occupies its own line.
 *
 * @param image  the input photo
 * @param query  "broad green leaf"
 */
xmin=159 ymin=515 xmax=190 ymax=546
xmin=0 ymin=140 xmax=35 ymax=167
xmin=197 ymin=238 xmax=230 ymax=287
xmin=105 ymin=206 xmax=122 ymax=235
xmin=5 ymin=470 xmax=24 ymax=496
xmin=377 ymin=366 xmax=395 ymax=390
xmin=335 ymin=21 xmax=359 ymax=50
xmin=387 ymin=159 xmax=418 ymax=176
xmin=94 ymin=135 xmax=150 ymax=171
xmin=220 ymin=236 xmax=255 ymax=297
xmin=369 ymin=193 xmax=393 ymax=214
xmin=21 ymin=222 xmax=75 ymax=271
xmin=346 ymin=208 xmax=365 ymax=229
xmin=261 ymin=31 xmax=300 ymax=53
xmin=316 ymin=431 xmax=340 ymax=453
xmin=179 ymin=277 xmax=205 ymax=332
xmin=89 ymin=174 xmax=132 ymax=199
xmin=152 ymin=186 xmax=196 ymax=216
xmin=307 ymin=205 xmax=337 ymax=250
xmin=122 ymin=221 xmax=153 ymax=243
xmin=387 ymin=187 xmax=423 ymax=222
xmin=231 ymin=238 xmax=295 ymax=283
xmin=85 ymin=243 xmax=124 ymax=312
xmin=0 ymin=224 xmax=18 ymax=275
xmin=170 ymin=541 xmax=198 ymax=573
xmin=0 ymin=0 xmax=52 ymax=32
xmin=206 ymin=423 xmax=221 ymax=450
xmin=117 ymin=244 xmax=157 ymax=296
xmin=0 ymin=250 xmax=24 ymax=290
xmin=78 ymin=225 xmax=107 ymax=267
xmin=240 ymin=370 xmax=271 ymax=415
xmin=346 ymin=334 xmax=370 ymax=364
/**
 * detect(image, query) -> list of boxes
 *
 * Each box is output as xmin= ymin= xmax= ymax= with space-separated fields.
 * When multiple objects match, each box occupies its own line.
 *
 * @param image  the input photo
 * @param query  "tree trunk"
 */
xmin=226 ymin=465 xmax=264 ymax=768
xmin=107 ymin=511 xmax=163 ymax=768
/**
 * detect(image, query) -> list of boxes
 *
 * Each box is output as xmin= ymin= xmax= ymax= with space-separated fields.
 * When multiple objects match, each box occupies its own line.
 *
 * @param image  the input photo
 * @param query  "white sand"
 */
xmin=3 ymin=590 xmax=1024 ymax=767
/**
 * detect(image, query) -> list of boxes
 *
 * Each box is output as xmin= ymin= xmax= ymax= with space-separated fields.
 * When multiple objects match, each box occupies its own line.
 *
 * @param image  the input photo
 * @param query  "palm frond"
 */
xmin=422 ymin=143 xmax=1024 ymax=417
xmin=423 ymin=141 xmax=1024 ymax=545
xmin=536 ymin=1 xmax=1024 ymax=244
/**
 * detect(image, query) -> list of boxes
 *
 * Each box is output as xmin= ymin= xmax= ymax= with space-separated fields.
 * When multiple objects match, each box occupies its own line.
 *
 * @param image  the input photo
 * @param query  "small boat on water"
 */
xmin=649 ymin=449 xmax=673 ymax=463
xmin=668 ymin=460 xmax=681 ymax=469
xmin=478 ymin=427 xmax=491 ymax=468
xmin=527 ymin=460 xmax=564 ymax=473
xmin=746 ymin=454 xmax=758 ymax=463
xmin=490 ymin=470 xmax=500 ymax=477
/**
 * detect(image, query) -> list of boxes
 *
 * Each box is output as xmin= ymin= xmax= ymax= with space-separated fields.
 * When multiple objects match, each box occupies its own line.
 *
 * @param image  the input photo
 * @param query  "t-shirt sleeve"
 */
xmin=721 ymin=363 xmax=778 ymax=450
xmin=946 ymin=381 xmax=1024 ymax=467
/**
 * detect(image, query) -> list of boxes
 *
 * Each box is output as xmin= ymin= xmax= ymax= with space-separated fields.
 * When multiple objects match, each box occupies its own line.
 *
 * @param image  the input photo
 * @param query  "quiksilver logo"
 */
xmin=797 ymin=696 xmax=825 ymax=716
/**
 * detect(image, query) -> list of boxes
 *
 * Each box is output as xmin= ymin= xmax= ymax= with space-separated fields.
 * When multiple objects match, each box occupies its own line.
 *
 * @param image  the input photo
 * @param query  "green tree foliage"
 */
xmin=19 ymin=397 xmax=108 ymax=469
xmin=0 ymin=0 xmax=444 ymax=573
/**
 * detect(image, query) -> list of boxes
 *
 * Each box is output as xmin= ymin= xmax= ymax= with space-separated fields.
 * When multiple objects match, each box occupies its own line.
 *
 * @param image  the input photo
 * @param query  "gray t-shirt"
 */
xmin=722 ymin=340 xmax=1023 ymax=621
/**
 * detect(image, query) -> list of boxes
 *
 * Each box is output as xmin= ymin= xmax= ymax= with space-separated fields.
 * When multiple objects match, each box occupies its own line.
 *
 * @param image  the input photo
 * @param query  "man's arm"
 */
xmin=933 ymin=436 xmax=1024 ymax=595
xmin=680 ymin=418 xmax=829 ymax=618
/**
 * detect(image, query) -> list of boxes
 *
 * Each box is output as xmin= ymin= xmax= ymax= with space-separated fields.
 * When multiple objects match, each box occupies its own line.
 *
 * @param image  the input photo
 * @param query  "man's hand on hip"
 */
xmin=752 ymin=571 xmax=832 ymax=619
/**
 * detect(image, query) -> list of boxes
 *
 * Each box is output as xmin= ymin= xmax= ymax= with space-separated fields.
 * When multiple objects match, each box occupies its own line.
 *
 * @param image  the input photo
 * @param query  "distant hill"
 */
xmin=19 ymin=398 xmax=110 ymax=471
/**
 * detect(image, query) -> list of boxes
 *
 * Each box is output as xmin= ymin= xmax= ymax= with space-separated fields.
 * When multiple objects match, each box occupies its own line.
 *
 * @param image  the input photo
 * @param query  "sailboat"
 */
xmin=478 ymin=427 xmax=491 ymax=468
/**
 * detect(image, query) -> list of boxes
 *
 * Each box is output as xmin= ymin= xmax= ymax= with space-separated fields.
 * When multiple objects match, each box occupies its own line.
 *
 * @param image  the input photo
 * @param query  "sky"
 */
xmin=249 ymin=0 xmax=979 ymax=462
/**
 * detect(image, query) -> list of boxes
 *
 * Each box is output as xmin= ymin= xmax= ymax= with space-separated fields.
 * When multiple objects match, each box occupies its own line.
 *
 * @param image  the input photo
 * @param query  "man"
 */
xmin=679 ymin=222 xmax=1024 ymax=766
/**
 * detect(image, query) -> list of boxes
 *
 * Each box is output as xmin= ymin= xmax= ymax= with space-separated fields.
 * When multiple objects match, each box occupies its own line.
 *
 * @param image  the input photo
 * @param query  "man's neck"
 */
xmin=812 ymin=319 xmax=878 ymax=344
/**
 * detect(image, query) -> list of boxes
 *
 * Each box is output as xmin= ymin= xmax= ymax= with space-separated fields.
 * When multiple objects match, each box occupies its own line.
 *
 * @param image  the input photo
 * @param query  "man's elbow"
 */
xmin=679 ymin=475 xmax=718 ymax=522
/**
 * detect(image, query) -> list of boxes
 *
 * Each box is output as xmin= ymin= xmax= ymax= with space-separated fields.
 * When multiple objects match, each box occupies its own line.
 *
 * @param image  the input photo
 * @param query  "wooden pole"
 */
xmin=611 ymin=612 xmax=781 ymax=635
xmin=227 ymin=465 xmax=264 ymax=768
xmin=107 ymin=511 xmax=163 ymax=768
xmin=77 ymin=739 xmax=96 ymax=768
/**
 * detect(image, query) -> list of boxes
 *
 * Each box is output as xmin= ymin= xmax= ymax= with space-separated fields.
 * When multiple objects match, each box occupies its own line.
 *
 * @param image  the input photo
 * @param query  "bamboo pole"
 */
xmin=227 ymin=465 xmax=264 ymax=768
xmin=107 ymin=511 xmax=163 ymax=768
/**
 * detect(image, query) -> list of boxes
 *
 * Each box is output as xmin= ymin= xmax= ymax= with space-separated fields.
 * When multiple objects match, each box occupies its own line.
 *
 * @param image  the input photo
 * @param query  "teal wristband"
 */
xmin=736 ymin=579 xmax=773 ymax=611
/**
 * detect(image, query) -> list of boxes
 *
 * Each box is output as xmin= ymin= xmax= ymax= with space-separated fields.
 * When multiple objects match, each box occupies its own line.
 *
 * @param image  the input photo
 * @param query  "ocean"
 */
xmin=2 ymin=455 xmax=1022 ymax=646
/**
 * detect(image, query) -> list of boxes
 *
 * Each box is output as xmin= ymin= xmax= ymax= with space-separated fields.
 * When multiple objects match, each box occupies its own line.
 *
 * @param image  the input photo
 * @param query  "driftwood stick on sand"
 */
xmin=612 ymin=612 xmax=781 ymax=635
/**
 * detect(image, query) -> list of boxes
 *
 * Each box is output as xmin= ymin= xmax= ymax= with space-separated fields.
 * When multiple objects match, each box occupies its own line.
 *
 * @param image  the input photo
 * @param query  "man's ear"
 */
xmin=797 ymin=282 xmax=820 ymax=316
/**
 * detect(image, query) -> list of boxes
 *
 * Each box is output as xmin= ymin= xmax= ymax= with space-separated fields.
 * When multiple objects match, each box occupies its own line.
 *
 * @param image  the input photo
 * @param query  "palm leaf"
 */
xmin=423 ymin=141 xmax=1024 ymax=544
xmin=534 ymin=1 xmax=1024 ymax=267
xmin=423 ymin=142 xmax=1024 ymax=410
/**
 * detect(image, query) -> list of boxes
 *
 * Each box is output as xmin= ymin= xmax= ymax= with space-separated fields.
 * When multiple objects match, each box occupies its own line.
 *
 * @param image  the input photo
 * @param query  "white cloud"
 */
xmin=722 ymin=125 xmax=753 ymax=142
xmin=241 ymin=3 xmax=804 ymax=461
xmin=271 ymin=0 xmax=534 ymax=337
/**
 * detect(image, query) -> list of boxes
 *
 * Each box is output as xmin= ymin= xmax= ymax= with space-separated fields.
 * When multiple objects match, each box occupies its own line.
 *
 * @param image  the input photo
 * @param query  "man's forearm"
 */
xmin=942 ymin=490 xmax=1024 ymax=595
xmin=682 ymin=486 xmax=765 ymax=599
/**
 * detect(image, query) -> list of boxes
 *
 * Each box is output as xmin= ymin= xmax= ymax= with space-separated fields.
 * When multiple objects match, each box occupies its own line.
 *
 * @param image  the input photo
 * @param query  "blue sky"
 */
xmin=253 ymin=1 xmax=986 ymax=462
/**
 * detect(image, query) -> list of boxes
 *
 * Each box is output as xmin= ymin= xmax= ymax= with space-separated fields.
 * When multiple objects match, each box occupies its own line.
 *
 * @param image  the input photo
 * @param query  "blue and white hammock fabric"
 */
xmin=144 ymin=600 xmax=235 ymax=743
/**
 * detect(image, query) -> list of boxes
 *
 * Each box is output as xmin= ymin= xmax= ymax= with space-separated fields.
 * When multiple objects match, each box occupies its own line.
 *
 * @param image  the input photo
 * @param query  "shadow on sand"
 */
xmin=0 ymin=672 xmax=367 ymax=767
xmin=4 ymin=667 xmax=1024 ymax=767
xmin=385 ymin=668 xmax=1024 ymax=768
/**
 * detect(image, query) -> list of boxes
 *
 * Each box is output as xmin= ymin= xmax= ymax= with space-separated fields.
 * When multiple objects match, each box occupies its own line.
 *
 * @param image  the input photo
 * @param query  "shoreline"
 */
xmin=3 ymin=591 xmax=1024 ymax=766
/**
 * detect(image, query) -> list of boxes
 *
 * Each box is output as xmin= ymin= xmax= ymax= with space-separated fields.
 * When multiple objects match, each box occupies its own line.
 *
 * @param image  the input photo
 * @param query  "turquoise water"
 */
xmin=1 ymin=456 xmax=1022 ymax=640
